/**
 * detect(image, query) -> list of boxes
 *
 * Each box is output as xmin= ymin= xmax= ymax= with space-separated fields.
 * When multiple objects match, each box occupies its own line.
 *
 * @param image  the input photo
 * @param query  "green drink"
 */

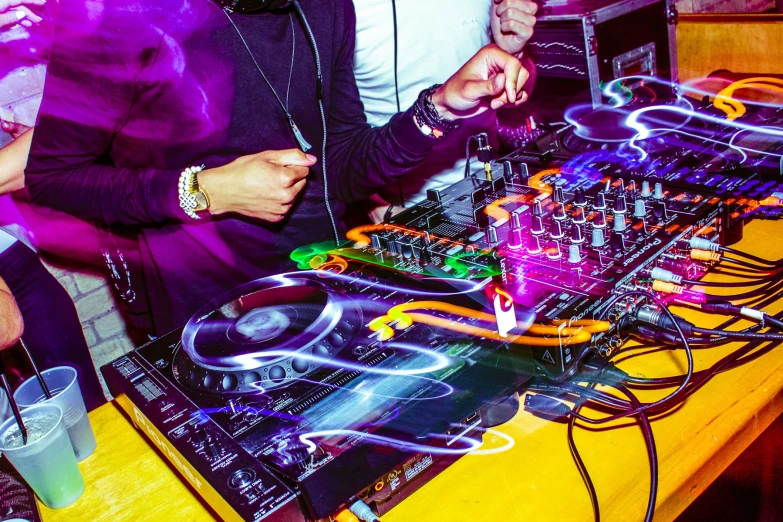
xmin=0 ymin=404 xmax=85 ymax=509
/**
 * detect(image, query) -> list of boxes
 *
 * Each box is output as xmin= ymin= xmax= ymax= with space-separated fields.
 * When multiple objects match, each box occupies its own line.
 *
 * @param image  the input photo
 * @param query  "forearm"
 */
xmin=0 ymin=276 xmax=23 ymax=350
xmin=327 ymin=105 xmax=433 ymax=204
xmin=0 ymin=129 xmax=32 ymax=195
xmin=25 ymin=158 xmax=183 ymax=226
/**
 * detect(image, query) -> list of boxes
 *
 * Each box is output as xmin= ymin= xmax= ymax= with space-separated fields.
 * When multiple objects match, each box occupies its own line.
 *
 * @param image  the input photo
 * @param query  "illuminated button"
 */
xmin=229 ymin=469 xmax=256 ymax=489
xmin=221 ymin=375 xmax=238 ymax=391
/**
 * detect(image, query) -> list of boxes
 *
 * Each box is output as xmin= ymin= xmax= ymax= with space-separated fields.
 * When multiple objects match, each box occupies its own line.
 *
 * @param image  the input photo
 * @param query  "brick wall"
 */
xmin=42 ymin=260 xmax=135 ymax=396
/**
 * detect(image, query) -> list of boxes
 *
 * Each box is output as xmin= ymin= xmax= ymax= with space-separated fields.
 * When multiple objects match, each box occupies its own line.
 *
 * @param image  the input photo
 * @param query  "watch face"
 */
xmin=194 ymin=191 xmax=209 ymax=212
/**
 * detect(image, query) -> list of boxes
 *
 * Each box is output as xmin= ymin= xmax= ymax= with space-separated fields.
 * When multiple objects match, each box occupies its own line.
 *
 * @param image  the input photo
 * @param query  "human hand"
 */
xmin=431 ymin=43 xmax=530 ymax=121
xmin=0 ymin=277 xmax=23 ymax=351
xmin=0 ymin=0 xmax=45 ymax=30
xmin=1 ymin=120 xmax=31 ymax=140
xmin=491 ymin=0 xmax=538 ymax=58
xmin=197 ymin=149 xmax=316 ymax=223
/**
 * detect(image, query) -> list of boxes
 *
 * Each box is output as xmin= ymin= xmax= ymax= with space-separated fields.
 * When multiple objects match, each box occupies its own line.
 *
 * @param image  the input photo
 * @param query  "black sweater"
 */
xmin=25 ymin=0 xmax=434 ymax=332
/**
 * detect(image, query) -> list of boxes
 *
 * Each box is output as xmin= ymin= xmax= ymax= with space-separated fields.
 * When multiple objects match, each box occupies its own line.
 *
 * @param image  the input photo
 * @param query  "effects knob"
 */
xmin=617 ymin=178 xmax=625 ymax=192
xmin=568 ymin=244 xmax=582 ymax=264
xmin=610 ymin=232 xmax=626 ymax=252
xmin=652 ymin=201 xmax=668 ymax=222
xmin=550 ymin=219 xmax=564 ymax=239
xmin=593 ymin=210 xmax=607 ymax=229
xmin=546 ymin=241 xmax=562 ymax=260
xmin=510 ymin=208 xmax=523 ymax=229
xmin=594 ymin=192 xmax=607 ymax=210
xmin=531 ymin=215 xmax=545 ymax=235
xmin=613 ymin=214 xmax=627 ymax=233
xmin=653 ymin=182 xmax=664 ymax=200
xmin=485 ymin=226 xmax=499 ymax=244
xmin=532 ymin=200 xmax=543 ymax=216
xmin=572 ymin=206 xmax=586 ymax=224
xmin=553 ymin=185 xmax=565 ymax=203
xmin=570 ymin=224 xmax=584 ymax=244
xmin=614 ymin=195 xmax=627 ymax=214
xmin=641 ymin=181 xmax=652 ymax=198
xmin=591 ymin=228 xmax=605 ymax=248
xmin=508 ymin=228 xmax=523 ymax=249
xmin=553 ymin=202 xmax=566 ymax=221
xmin=627 ymin=180 xmax=636 ymax=194
xmin=527 ymin=235 xmax=542 ymax=254
xmin=634 ymin=199 xmax=647 ymax=218
xmin=574 ymin=188 xmax=587 ymax=207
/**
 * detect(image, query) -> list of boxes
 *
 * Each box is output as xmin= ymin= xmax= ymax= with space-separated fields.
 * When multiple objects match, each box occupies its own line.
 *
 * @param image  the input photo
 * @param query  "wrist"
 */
xmin=430 ymin=85 xmax=457 ymax=121
xmin=196 ymin=168 xmax=227 ymax=215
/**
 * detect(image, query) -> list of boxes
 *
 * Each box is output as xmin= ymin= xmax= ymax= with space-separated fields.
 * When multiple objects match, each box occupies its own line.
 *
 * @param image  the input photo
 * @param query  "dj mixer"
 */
xmin=102 ymin=76 xmax=783 ymax=522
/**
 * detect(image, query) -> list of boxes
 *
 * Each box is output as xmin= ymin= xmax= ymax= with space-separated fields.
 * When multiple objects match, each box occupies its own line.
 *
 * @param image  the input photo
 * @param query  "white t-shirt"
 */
xmin=353 ymin=0 xmax=495 ymax=205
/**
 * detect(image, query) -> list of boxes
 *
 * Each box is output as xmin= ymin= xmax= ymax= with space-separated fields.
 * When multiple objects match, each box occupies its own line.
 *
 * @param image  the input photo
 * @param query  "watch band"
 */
xmin=178 ymin=165 xmax=207 ymax=220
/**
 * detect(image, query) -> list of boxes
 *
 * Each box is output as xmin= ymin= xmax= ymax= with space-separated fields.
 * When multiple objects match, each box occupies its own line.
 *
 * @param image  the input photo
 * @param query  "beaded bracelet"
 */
xmin=178 ymin=165 xmax=205 ymax=220
xmin=412 ymin=84 xmax=461 ymax=139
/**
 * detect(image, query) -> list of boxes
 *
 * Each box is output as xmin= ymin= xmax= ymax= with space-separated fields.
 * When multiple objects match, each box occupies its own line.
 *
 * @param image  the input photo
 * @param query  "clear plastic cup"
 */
xmin=0 ymin=403 xmax=85 ymax=509
xmin=14 ymin=367 xmax=97 ymax=461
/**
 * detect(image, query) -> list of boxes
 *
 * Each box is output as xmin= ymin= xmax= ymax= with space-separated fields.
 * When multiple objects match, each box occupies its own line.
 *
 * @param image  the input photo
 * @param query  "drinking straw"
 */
xmin=0 ymin=373 xmax=27 ymax=445
xmin=19 ymin=339 xmax=52 ymax=400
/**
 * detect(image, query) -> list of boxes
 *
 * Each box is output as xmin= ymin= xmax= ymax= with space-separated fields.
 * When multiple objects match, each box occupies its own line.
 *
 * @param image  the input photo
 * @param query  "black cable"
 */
xmin=615 ymin=385 xmax=657 ymax=522
xmin=720 ymin=256 xmax=777 ymax=272
xmin=692 ymin=327 xmax=783 ymax=341
xmin=464 ymin=135 xmax=478 ymax=178
xmin=390 ymin=0 xmax=405 ymax=210
xmin=721 ymin=245 xmax=783 ymax=267
xmin=681 ymin=277 xmax=778 ymax=287
xmin=588 ymin=290 xmax=693 ymax=422
xmin=568 ymin=396 xmax=600 ymax=522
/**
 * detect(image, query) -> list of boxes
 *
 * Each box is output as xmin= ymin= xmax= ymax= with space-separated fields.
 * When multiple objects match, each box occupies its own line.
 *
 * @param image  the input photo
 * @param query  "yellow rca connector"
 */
xmin=690 ymin=249 xmax=721 ymax=262
xmin=334 ymin=509 xmax=360 ymax=522
xmin=652 ymin=280 xmax=684 ymax=294
xmin=374 ymin=480 xmax=384 ymax=492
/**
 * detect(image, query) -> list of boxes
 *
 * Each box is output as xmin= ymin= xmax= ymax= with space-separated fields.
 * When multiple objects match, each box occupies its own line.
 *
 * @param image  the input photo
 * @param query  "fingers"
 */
xmin=496 ymin=0 xmax=538 ymax=17
xmin=463 ymin=73 xmax=506 ymax=103
xmin=265 ymin=177 xmax=307 ymax=222
xmin=0 ymin=0 xmax=46 ymax=9
xmin=0 ymin=8 xmax=25 ymax=29
xmin=515 ymin=61 xmax=529 ymax=95
xmin=500 ymin=55 xmax=522 ymax=102
xmin=499 ymin=16 xmax=536 ymax=43
xmin=262 ymin=148 xmax=317 ymax=167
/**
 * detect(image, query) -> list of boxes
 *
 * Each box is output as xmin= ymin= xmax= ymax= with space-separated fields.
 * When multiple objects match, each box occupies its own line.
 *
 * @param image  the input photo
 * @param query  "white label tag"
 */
xmin=493 ymin=289 xmax=516 ymax=338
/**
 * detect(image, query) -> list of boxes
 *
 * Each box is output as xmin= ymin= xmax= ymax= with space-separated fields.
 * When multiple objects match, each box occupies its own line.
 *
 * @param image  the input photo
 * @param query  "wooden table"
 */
xmin=41 ymin=220 xmax=783 ymax=522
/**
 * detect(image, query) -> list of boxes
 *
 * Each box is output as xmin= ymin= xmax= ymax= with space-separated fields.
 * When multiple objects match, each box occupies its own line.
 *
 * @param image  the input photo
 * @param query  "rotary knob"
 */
xmin=634 ymin=199 xmax=646 ymax=218
xmin=553 ymin=202 xmax=566 ymax=221
xmin=594 ymin=192 xmax=607 ymax=210
xmin=593 ymin=210 xmax=607 ymax=229
xmin=531 ymin=215 xmax=545 ymax=235
xmin=527 ymin=235 xmax=542 ymax=254
xmin=572 ymin=206 xmax=586 ymax=224
xmin=546 ymin=241 xmax=562 ymax=260
xmin=641 ymin=180 xmax=652 ymax=198
xmin=550 ymin=219 xmax=564 ymax=239
xmin=574 ymin=188 xmax=587 ymax=207
xmin=570 ymin=224 xmax=584 ymax=244
xmin=614 ymin=195 xmax=627 ymax=214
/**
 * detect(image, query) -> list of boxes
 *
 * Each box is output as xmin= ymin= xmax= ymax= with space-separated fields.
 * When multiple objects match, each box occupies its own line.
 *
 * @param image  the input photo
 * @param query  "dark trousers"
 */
xmin=0 ymin=241 xmax=106 ymax=411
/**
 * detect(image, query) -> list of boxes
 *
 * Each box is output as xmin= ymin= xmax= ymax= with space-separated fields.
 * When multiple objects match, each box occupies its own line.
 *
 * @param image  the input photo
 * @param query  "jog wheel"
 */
xmin=172 ymin=274 xmax=362 ymax=396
